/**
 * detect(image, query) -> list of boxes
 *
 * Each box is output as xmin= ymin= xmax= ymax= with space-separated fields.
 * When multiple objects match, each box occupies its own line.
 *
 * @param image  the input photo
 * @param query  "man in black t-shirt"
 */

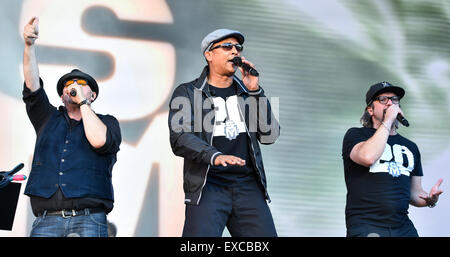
xmin=168 ymin=29 xmax=280 ymax=236
xmin=342 ymin=81 xmax=443 ymax=237
xmin=207 ymin=83 xmax=256 ymax=185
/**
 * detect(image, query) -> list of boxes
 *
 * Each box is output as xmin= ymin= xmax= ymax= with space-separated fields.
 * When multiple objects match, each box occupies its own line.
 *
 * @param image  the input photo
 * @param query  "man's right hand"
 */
xmin=383 ymin=103 xmax=403 ymax=125
xmin=214 ymin=155 xmax=246 ymax=167
xmin=24 ymin=17 xmax=39 ymax=46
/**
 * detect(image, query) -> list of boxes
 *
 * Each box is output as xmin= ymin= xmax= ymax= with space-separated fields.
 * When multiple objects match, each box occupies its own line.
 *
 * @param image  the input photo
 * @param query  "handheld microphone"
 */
xmin=397 ymin=114 xmax=409 ymax=127
xmin=232 ymin=57 xmax=259 ymax=77
xmin=70 ymin=89 xmax=77 ymax=96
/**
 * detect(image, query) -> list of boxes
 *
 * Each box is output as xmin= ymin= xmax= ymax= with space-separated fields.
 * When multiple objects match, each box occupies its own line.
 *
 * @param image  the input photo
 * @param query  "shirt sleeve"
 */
xmin=22 ymin=78 xmax=57 ymax=134
xmin=92 ymin=114 xmax=122 ymax=155
xmin=342 ymin=127 xmax=368 ymax=160
xmin=411 ymin=143 xmax=423 ymax=177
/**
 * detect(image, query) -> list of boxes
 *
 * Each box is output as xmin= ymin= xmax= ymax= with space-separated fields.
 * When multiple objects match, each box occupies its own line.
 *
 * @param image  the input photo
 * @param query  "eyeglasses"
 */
xmin=374 ymin=95 xmax=400 ymax=104
xmin=65 ymin=79 xmax=88 ymax=87
xmin=209 ymin=43 xmax=243 ymax=52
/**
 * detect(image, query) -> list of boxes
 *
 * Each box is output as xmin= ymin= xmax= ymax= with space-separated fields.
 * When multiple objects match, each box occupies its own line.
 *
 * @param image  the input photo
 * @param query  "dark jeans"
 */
xmin=30 ymin=209 xmax=108 ymax=237
xmin=182 ymin=179 xmax=277 ymax=237
xmin=347 ymin=219 xmax=419 ymax=237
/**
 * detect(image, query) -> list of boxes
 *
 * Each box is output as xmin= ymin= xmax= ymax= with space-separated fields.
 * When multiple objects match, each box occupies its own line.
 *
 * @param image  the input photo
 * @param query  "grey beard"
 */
xmin=62 ymin=95 xmax=77 ymax=105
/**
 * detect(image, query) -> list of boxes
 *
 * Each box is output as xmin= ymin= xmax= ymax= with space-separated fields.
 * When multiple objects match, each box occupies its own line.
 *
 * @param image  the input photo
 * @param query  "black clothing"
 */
xmin=182 ymin=179 xmax=277 ymax=237
xmin=347 ymin=219 xmax=418 ymax=237
xmin=22 ymin=80 xmax=121 ymax=216
xmin=168 ymin=66 xmax=280 ymax=205
xmin=207 ymin=84 xmax=255 ymax=185
xmin=342 ymin=127 xmax=423 ymax=229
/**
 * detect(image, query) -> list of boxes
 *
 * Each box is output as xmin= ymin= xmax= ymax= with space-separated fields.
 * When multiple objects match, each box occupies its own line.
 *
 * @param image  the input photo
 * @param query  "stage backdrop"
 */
xmin=1 ymin=0 xmax=448 ymax=236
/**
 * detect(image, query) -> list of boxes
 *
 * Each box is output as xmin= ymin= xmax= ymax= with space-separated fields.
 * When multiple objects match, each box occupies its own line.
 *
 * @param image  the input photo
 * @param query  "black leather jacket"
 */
xmin=168 ymin=66 xmax=280 ymax=205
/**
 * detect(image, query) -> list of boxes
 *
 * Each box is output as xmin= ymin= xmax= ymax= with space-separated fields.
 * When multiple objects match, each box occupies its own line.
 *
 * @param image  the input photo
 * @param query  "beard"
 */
xmin=223 ymin=61 xmax=237 ymax=76
xmin=62 ymin=94 xmax=77 ymax=105
xmin=378 ymin=107 xmax=398 ymax=130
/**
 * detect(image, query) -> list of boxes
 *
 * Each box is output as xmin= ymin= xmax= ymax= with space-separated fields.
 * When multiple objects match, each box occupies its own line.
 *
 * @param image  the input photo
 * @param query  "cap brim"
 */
xmin=204 ymin=33 xmax=245 ymax=53
xmin=374 ymin=86 xmax=405 ymax=100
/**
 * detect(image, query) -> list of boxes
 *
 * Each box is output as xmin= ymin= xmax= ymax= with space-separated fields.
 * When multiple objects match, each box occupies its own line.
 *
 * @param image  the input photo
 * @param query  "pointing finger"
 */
xmin=434 ymin=178 xmax=444 ymax=188
xmin=28 ymin=16 xmax=36 ymax=25
xmin=33 ymin=17 xmax=39 ymax=34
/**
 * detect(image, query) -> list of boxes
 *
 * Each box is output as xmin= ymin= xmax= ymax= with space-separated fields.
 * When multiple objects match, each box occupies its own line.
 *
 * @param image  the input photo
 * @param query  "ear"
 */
xmin=366 ymin=105 xmax=374 ymax=116
xmin=91 ymin=92 xmax=97 ymax=101
xmin=204 ymin=51 xmax=213 ymax=63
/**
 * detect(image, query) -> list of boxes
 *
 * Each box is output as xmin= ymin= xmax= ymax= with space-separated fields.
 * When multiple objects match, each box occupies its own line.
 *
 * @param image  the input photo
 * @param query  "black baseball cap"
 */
xmin=56 ymin=69 xmax=99 ymax=97
xmin=365 ymin=81 xmax=405 ymax=105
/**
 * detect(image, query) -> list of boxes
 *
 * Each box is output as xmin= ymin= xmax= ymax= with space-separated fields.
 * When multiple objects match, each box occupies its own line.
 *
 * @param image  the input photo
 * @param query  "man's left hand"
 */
xmin=67 ymin=84 xmax=87 ymax=105
xmin=419 ymin=178 xmax=444 ymax=206
xmin=238 ymin=57 xmax=259 ymax=91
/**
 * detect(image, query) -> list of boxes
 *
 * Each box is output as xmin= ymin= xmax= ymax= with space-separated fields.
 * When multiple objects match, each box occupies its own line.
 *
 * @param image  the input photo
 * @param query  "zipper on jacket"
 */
xmin=236 ymin=100 xmax=270 ymax=202
xmin=196 ymin=82 xmax=270 ymax=204
xmin=196 ymin=92 xmax=216 ymax=205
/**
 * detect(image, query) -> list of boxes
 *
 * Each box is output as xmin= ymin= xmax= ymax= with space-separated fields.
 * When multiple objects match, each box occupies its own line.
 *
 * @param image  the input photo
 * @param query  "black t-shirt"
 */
xmin=342 ymin=127 xmax=423 ymax=228
xmin=207 ymin=83 xmax=255 ymax=185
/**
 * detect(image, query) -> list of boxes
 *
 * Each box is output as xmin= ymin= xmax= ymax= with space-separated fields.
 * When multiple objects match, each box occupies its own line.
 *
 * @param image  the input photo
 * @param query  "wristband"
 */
xmin=79 ymin=99 xmax=91 ymax=107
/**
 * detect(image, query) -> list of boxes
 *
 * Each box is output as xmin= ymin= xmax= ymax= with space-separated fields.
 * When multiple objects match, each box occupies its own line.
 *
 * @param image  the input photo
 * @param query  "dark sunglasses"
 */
xmin=209 ymin=42 xmax=243 ymax=52
xmin=374 ymin=95 xmax=400 ymax=104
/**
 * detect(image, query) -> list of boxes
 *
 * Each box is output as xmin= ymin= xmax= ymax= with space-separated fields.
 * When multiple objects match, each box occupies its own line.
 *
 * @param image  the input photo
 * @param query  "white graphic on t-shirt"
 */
xmin=212 ymin=96 xmax=246 ymax=140
xmin=369 ymin=144 xmax=414 ymax=177
xmin=223 ymin=120 xmax=239 ymax=140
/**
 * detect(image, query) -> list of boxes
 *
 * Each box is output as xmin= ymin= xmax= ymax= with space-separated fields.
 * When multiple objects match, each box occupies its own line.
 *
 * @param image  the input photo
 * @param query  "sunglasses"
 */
xmin=209 ymin=42 xmax=243 ymax=52
xmin=374 ymin=95 xmax=400 ymax=104
xmin=65 ymin=79 xmax=88 ymax=87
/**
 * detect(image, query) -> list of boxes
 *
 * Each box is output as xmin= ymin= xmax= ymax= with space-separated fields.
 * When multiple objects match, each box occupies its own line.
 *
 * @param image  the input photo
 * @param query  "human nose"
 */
xmin=232 ymin=49 xmax=241 ymax=57
xmin=385 ymin=99 xmax=392 ymax=105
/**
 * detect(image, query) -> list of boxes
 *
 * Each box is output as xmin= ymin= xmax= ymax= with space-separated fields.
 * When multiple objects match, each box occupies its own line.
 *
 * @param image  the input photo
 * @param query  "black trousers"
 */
xmin=347 ymin=219 xmax=419 ymax=237
xmin=182 ymin=179 xmax=277 ymax=237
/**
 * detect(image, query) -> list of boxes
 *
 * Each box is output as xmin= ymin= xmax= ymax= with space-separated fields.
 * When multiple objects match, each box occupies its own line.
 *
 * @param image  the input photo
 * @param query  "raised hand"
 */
xmin=238 ymin=57 xmax=259 ymax=91
xmin=23 ymin=16 xmax=39 ymax=46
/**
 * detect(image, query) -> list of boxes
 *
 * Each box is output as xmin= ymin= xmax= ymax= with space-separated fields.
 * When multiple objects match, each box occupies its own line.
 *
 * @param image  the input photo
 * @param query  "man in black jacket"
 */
xmin=168 ymin=29 xmax=280 ymax=237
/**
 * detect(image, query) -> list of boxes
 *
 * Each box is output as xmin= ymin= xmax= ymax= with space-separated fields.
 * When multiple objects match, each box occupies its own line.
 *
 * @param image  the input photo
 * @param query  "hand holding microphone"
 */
xmin=397 ymin=113 xmax=409 ymax=127
xmin=384 ymin=104 xmax=410 ymax=128
xmin=232 ymin=56 xmax=260 ymax=91
xmin=66 ymin=83 xmax=82 ymax=98
xmin=66 ymin=84 xmax=94 ymax=106
xmin=391 ymin=105 xmax=410 ymax=127
xmin=232 ymin=57 xmax=259 ymax=77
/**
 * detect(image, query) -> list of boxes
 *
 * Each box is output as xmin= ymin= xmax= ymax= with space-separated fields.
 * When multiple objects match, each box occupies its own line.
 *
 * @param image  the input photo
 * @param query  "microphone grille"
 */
xmin=231 ymin=57 xmax=242 ymax=66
